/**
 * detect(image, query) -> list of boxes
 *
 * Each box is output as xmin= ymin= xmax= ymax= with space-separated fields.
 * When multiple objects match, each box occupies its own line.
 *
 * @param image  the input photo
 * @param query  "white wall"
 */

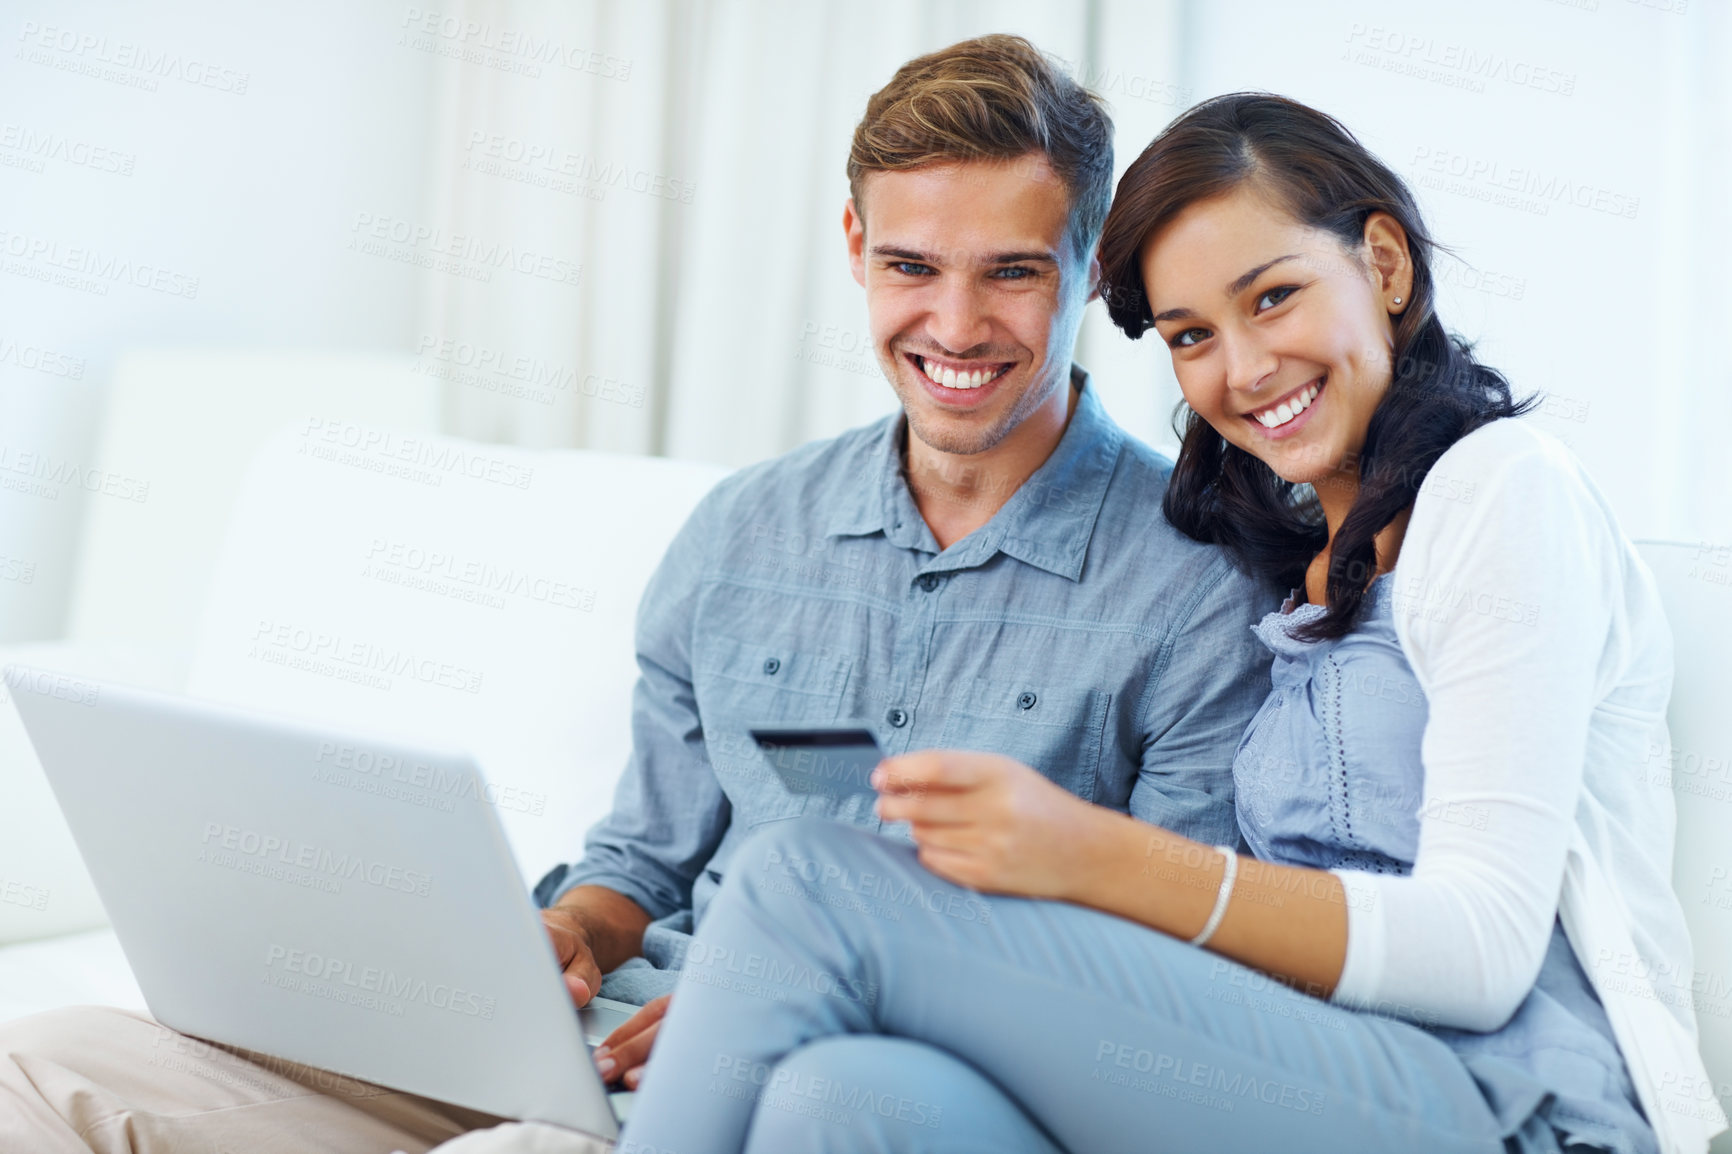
xmin=0 ymin=2 xmax=436 ymax=640
xmin=2 ymin=0 xmax=1725 ymax=643
xmin=1162 ymin=0 xmax=1730 ymax=545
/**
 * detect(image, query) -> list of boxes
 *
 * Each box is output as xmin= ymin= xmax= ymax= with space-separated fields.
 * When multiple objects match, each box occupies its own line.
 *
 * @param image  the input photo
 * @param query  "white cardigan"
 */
xmin=1325 ymin=419 xmax=1726 ymax=1154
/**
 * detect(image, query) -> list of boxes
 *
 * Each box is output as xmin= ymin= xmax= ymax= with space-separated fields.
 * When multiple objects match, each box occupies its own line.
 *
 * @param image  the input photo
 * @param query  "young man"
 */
xmin=544 ymin=28 xmax=1275 ymax=1097
xmin=0 ymin=34 xmax=1273 ymax=1153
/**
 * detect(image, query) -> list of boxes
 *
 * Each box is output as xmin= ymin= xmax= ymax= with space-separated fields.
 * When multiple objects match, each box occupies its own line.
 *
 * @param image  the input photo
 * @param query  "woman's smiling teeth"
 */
xmin=1251 ymin=380 xmax=1322 ymax=428
xmin=917 ymin=355 xmax=1010 ymax=390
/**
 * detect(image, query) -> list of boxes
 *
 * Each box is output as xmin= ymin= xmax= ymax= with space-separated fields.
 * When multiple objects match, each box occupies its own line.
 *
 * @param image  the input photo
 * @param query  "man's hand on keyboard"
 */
xmin=540 ymin=907 xmax=604 ymax=1007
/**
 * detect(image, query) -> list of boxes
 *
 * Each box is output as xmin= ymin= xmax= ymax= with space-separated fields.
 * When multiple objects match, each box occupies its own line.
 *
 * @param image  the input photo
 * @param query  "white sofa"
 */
xmin=0 ymin=375 xmax=1727 ymax=1143
xmin=0 ymin=349 xmax=441 ymax=1013
xmin=1638 ymin=541 xmax=1732 ymax=1150
xmin=0 ymin=351 xmax=728 ymax=1024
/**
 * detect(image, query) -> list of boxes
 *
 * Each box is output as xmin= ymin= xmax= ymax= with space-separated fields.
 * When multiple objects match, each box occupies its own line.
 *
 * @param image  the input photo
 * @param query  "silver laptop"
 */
xmin=7 ymin=664 xmax=638 ymax=1139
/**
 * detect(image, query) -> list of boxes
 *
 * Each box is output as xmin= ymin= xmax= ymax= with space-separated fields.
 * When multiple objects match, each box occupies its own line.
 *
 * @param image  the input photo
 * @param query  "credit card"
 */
xmin=749 ymin=727 xmax=883 ymax=802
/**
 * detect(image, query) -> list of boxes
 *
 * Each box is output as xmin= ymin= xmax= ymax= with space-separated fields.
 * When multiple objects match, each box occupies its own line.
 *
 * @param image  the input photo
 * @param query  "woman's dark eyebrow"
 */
xmin=1227 ymin=254 xmax=1302 ymax=296
xmin=1151 ymin=253 xmax=1304 ymax=325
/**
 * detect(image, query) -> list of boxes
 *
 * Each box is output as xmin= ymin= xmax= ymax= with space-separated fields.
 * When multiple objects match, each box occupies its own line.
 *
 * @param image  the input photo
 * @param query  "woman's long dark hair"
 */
xmin=1097 ymin=93 xmax=1533 ymax=640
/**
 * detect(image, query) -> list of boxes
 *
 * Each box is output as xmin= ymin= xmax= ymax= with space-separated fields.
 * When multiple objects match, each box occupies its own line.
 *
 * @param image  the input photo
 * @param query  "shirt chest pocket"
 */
xmin=937 ymin=679 xmax=1111 ymax=802
xmin=696 ymin=635 xmax=855 ymax=825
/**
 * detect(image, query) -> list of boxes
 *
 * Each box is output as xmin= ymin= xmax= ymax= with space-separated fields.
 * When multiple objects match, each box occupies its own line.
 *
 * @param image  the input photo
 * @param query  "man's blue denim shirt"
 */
xmin=537 ymin=369 xmax=1277 ymax=1001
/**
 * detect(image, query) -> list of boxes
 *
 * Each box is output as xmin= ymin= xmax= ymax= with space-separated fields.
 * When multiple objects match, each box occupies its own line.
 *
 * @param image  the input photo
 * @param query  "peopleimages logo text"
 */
xmin=0 ymin=227 xmax=200 ymax=297
xmin=263 ymin=945 xmax=496 ymax=1019
xmin=0 ymin=334 xmax=85 ymax=378
xmin=1 ymin=666 xmax=98 ymax=706
xmin=312 ymin=741 xmax=547 ymax=815
xmin=398 ymin=8 xmax=631 ymax=80
xmin=250 ymin=619 xmax=486 ymax=696
xmin=200 ymin=823 xmax=432 ymax=897
xmin=300 ymin=419 xmax=534 ymax=490
xmin=16 ymin=21 xmax=250 ymax=93
xmin=348 ymin=213 xmax=580 ymax=287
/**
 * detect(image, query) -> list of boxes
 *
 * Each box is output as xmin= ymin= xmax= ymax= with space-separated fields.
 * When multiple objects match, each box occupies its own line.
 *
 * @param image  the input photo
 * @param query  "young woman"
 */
xmin=614 ymin=95 xmax=1724 ymax=1154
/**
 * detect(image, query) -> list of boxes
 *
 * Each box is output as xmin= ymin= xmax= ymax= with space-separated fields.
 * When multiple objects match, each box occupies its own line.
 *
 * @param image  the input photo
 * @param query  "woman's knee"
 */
xmin=742 ymin=1036 xmax=1057 ymax=1154
xmin=727 ymin=816 xmax=917 ymax=908
xmin=736 ymin=816 xmax=900 ymax=879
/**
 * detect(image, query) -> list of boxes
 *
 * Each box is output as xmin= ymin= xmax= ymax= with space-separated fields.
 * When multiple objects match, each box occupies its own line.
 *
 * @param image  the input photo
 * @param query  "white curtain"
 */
xmin=1178 ymin=0 xmax=1732 ymax=544
xmin=419 ymin=0 xmax=1729 ymax=543
xmin=6 ymin=0 xmax=1721 ymax=644
xmin=419 ymin=0 xmax=1187 ymax=465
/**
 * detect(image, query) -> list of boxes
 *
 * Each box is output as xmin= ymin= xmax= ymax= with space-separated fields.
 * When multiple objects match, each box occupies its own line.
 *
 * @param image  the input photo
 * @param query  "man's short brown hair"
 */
xmin=847 ymin=34 xmax=1114 ymax=261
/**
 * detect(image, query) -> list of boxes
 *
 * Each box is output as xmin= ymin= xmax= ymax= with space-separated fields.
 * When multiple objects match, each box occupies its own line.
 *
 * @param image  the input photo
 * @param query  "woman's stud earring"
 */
xmin=1392 ymin=296 xmax=1403 ymax=305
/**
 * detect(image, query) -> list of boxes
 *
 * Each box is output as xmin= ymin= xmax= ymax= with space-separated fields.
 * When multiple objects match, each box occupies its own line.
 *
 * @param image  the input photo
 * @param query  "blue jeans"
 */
xmin=618 ymin=818 xmax=1510 ymax=1154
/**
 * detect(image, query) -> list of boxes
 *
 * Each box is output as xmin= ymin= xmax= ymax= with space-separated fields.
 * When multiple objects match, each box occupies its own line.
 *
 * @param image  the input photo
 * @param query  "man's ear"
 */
xmin=1362 ymin=211 xmax=1413 ymax=315
xmin=1084 ymin=248 xmax=1103 ymax=305
xmin=844 ymin=198 xmax=867 ymax=289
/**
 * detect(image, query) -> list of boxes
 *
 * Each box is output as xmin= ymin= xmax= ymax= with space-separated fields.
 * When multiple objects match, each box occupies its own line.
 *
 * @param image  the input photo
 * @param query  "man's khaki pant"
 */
xmin=0 ymin=1005 xmax=610 ymax=1153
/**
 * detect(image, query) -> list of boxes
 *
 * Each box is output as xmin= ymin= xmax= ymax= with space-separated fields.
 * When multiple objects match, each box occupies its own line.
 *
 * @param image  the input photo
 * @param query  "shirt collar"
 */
xmin=825 ymin=365 xmax=1125 ymax=582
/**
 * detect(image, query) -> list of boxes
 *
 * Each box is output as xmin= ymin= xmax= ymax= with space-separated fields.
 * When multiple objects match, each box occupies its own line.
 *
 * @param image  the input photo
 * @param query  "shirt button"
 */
xmin=917 ymin=574 xmax=940 ymax=592
xmin=1017 ymin=692 xmax=1037 ymax=711
xmin=886 ymin=707 xmax=909 ymax=728
xmin=762 ymin=657 xmax=781 ymax=675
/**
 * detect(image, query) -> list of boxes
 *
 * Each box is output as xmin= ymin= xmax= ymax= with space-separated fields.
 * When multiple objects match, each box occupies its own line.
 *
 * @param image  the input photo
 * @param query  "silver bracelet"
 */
xmin=1187 ymin=845 xmax=1238 ymax=948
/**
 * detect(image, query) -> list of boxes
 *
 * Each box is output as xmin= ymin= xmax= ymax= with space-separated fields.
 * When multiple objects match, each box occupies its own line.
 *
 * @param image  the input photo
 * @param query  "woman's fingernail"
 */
xmin=625 ymin=1068 xmax=641 ymax=1089
xmin=596 ymin=1056 xmax=616 ymax=1077
xmin=594 ymin=1045 xmax=611 ymax=1060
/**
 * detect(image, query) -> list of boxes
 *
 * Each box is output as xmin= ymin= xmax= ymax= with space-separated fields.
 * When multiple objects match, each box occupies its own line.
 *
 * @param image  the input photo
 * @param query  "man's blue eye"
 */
xmin=994 ymin=266 xmax=1034 ymax=279
xmin=894 ymin=262 xmax=932 ymax=276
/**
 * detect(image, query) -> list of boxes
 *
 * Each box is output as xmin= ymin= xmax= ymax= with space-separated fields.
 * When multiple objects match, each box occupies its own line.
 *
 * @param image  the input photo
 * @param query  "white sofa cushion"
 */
xmin=67 ymin=351 xmax=439 ymax=653
xmin=1637 ymin=541 xmax=1732 ymax=1148
xmin=184 ymin=423 xmax=727 ymax=890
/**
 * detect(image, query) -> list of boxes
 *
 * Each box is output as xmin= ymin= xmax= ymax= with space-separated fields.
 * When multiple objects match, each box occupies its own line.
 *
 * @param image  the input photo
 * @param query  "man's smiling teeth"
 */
xmin=918 ymin=356 xmax=1009 ymax=390
xmin=1254 ymin=382 xmax=1321 ymax=428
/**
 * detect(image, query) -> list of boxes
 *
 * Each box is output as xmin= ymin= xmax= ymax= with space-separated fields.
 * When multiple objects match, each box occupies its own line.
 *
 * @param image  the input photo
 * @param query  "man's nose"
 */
xmin=925 ymin=279 xmax=993 ymax=356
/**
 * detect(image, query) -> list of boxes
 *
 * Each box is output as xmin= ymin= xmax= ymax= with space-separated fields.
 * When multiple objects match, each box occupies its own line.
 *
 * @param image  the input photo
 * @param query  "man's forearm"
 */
xmin=552 ymin=885 xmax=655 ymax=973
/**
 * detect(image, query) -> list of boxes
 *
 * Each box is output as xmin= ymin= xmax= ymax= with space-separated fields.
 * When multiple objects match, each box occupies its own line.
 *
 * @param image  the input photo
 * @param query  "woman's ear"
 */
xmin=1362 ymin=211 xmax=1413 ymax=315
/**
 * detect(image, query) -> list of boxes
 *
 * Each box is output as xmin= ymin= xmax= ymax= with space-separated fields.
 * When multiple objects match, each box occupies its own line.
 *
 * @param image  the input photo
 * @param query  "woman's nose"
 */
xmin=1222 ymin=334 xmax=1278 ymax=395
